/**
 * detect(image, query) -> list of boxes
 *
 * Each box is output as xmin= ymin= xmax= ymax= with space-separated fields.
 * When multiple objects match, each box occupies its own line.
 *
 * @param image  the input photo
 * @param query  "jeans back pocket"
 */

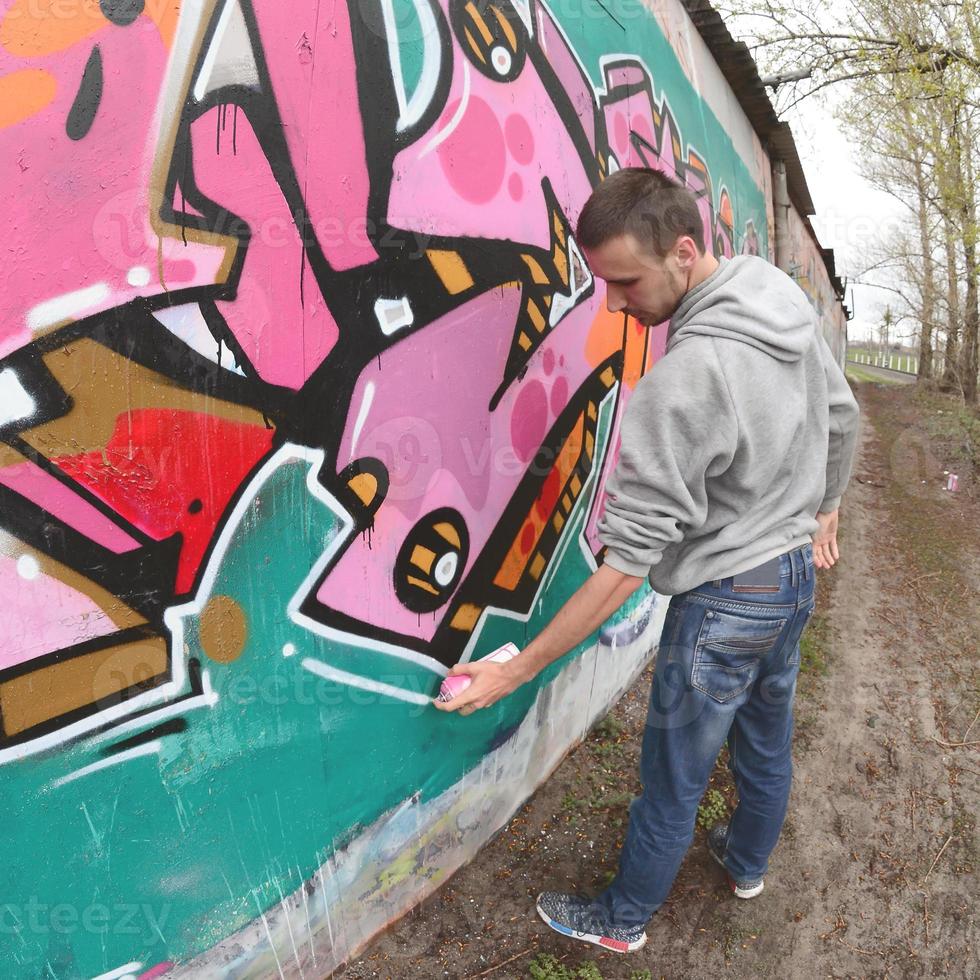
xmin=692 ymin=608 xmax=788 ymax=704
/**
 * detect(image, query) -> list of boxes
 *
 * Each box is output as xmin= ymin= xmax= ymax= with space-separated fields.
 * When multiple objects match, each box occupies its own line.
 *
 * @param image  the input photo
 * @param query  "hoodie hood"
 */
xmin=667 ymin=255 xmax=815 ymax=362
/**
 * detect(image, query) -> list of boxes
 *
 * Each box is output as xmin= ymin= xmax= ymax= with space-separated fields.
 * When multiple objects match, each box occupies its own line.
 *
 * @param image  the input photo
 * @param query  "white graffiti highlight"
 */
xmin=26 ymin=283 xmax=110 ymax=333
xmin=0 ymin=368 xmax=37 ymax=427
xmin=51 ymin=740 xmax=163 ymax=789
xmin=300 ymin=658 xmax=434 ymax=706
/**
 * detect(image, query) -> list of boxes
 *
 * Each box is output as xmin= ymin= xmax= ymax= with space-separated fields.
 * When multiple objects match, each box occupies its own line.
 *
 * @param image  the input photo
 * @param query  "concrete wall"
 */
xmin=784 ymin=203 xmax=849 ymax=363
xmin=0 ymin=0 xmax=840 ymax=976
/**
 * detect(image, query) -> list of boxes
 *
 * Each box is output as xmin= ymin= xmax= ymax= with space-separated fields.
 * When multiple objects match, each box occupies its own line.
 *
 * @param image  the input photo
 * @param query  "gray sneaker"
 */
xmin=707 ymin=824 xmax=765 ymax=899
xmin=535 ymin=892 xmax=647 ymax=953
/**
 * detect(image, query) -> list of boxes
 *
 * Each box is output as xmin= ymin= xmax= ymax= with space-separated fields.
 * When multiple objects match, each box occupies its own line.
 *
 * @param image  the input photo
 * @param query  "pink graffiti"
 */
xmin=537 ymin=6 xmax=598 ymax=155
xmin=0 ymin=6 xmax=227 ymax=357
xmin=189 ymin=105 xmax=341 ymax=389
xmin=602 ymin=63 xmax=681 ymax=177
xmin=389 ymin=0 xmax=593 ymax=250
xmin=0 ymin=553 xmax=122 ymax=670
xmin=249 ymin=2 xmax=377 ymax=272
xmin=137 ymin=964 xmax=175 ymax=980
xmin=0 ymin=0 xmax=761 ymax=672
xmin=323 ymin=287 xmax=603 ymax=642
xmin=0 ymin=460 xmax=141 ymax=553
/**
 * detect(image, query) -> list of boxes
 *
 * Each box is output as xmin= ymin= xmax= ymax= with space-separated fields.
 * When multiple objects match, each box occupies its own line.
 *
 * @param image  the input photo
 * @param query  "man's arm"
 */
xmin=818 ymin=336 xmax=860 ymax=514
xmin=813 ymin=338 xmax=860 ymax=570
xmin=432 ymin=564 xmax=645 ymax=715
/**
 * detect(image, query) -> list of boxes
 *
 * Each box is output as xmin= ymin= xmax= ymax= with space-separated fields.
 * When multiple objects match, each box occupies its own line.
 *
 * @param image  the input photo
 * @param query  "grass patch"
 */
xmin=799 ymin=612 xmax=831 ymax=681
xmin=871 ymin=388 xmax=972 ymax=588
xmin=722 ymin=921 xmax=763 ymax=961
xmin=860 ymin=384 xmax=979 ymax=696
xmin=845 ymin=364 xmax=907 ymax=385
xmin=913 ymin=385 xmax=980 ymax=478
xmin=528 ymin=953 xmax=652 ymax=980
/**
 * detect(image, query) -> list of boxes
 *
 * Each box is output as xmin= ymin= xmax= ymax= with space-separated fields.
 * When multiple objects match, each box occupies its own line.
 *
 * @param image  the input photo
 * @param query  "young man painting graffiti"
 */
xmin=433 ymin=168 xmax=860 ymax=953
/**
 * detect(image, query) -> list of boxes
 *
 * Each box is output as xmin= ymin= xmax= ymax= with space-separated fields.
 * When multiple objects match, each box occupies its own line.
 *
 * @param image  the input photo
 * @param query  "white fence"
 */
xmin=848 ymin=351 xmax=919 ymax=375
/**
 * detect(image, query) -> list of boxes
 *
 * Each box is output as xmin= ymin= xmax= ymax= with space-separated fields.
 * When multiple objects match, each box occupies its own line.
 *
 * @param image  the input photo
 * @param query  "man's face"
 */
xmin=583 ymin=233 xmax=691 ymax=327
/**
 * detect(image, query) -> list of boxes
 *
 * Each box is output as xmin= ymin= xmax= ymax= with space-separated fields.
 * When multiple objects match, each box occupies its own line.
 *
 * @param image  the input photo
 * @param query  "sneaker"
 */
xmin=706 ymin=824 xmax=765 ymax=899
xmin=535 ymin=891 xmax=647 ymax=953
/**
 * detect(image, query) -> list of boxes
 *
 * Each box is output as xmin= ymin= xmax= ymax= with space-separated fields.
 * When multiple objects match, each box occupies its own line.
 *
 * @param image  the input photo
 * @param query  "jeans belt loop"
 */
xmin=790 ymin=552 xmax=797 ymax=589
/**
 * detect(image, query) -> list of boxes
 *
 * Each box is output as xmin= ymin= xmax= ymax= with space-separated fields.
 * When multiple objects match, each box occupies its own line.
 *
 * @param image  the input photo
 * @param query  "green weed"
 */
xmin=527 ymin=953 xmax=652 ymax=980
xmin=591 ymin=713 xmax=623 ymax=741
xmin=696 ymin=788 xmax=728 ymax=830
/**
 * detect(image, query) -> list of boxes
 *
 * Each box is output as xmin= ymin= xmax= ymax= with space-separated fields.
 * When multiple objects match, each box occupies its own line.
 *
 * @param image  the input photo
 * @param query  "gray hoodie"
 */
xmin=598 ymin=254 xmax=860 ymax=595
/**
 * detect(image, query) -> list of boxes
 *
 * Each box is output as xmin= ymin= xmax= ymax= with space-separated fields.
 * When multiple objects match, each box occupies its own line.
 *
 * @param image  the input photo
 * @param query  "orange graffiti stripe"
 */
xmin=621 ymin=313 xmax=648 ymax=389
xmin=491 ymin=5 xmax=516 ymax=49
xmin=584 ymin=304 xmax=647 ymax=391
xmin=584 ymin=303 xmax=624 ymax=368
xmin=0 ymin=0 xmax=106 ymax=58
xmin=719 ymin=189 xmax=734 ymax=228
xmin=494 ymin=414 xmax=585 ymax=590
xmin=0 ymin=69 xmax=57 ymax=130
xmin=146 ymin=0 xmax=181 ymax=48
xmin=464 ymin=1 xmax=493 ymax=45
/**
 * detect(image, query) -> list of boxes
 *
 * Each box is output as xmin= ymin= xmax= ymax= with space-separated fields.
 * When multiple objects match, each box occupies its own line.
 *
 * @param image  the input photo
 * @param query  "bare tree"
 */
xmin=718 ymin=0 xmax=980 ymax=112
xmin=958 ymin=110 xmax=980 ymax=400
xmin=723 ymin=0 xmax=980 ymax=399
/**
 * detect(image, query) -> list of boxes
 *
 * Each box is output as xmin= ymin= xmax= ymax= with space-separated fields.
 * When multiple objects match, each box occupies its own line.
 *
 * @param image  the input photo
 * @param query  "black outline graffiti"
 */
xmin=0 ymin=0 xmax=762 ymax=750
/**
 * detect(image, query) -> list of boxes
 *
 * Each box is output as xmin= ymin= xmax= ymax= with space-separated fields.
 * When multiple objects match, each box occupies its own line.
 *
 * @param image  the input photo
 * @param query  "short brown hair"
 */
xmin=576 ymin=168 xmax=706 ymax=257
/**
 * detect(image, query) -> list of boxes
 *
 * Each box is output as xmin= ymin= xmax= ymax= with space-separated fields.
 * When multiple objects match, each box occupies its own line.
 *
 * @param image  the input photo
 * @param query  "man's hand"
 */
xmin=812 ymin=509 xmax=840 ymax=570
xmin=432 ymin=657 xmax=528 ymax=716
xmin=431 ymin=563 xmax=643 ymax=717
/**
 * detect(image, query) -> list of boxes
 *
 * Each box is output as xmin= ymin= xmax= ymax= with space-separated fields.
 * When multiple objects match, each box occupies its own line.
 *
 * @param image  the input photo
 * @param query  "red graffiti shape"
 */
xmin=53 ymin=410 xmax=275 ymax=595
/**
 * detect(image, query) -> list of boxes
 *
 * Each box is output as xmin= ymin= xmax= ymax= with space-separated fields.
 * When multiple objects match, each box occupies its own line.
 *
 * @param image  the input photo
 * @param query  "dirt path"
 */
xmin=343 ymin=382 xmax=979 ymax=980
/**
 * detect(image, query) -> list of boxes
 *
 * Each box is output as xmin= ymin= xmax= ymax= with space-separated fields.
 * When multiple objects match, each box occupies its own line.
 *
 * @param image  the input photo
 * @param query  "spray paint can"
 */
xmin=437 ymin=642 xmax=522 ymax=703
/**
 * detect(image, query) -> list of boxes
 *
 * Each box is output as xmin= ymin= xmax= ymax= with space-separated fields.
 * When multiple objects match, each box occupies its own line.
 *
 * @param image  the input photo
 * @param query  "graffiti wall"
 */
xmin=1 ymin=0 xmax=810 ymax=976
xmin=785 ymin=203 xmax=848 ymax=362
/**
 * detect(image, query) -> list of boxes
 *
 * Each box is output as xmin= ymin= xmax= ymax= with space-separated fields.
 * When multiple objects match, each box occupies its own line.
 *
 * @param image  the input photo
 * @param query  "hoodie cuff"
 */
xmin=602 ymin=550 xmax=652 ymax=580
xmin=819 ymin=494 xmax=841 ymax=514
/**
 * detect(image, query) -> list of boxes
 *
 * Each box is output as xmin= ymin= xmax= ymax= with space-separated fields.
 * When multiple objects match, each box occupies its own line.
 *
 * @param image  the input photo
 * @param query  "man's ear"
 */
xmin=673 ymin=235 xmax=700 ymax=269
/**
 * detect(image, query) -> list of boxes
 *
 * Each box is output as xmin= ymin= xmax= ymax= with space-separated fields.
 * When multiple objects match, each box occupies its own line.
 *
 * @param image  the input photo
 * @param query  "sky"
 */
xmin=784 ymin=97 xmax=909 ymax=345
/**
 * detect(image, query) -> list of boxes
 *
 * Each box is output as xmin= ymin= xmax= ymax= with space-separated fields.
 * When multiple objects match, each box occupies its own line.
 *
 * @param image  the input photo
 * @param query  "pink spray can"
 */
xmin=436 ymin=642 xmax=522 ymax=703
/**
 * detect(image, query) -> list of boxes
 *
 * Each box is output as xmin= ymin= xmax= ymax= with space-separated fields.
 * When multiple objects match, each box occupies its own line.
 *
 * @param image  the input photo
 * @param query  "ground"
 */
xmin=341 ymin=379 xmax=980 ymax=980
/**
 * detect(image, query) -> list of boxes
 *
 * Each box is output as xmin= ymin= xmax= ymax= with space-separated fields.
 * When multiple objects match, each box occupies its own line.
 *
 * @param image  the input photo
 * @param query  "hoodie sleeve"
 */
xmin=598 ymin=341 xmax=738 ymax=578
xmin=817 ymin=335 xmax=860 ymax=512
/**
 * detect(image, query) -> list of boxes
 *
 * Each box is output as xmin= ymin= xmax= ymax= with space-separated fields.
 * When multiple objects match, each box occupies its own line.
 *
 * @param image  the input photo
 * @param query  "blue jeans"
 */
xmin=595 ymin=544 xmax=817 ymax=928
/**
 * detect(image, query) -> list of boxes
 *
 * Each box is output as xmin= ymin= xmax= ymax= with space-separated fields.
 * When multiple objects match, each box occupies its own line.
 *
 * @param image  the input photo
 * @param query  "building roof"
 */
xmin=680 ymin=0 xmax=848 ymax=300
xmin=679 ymin=0 xmax=815 ymax=216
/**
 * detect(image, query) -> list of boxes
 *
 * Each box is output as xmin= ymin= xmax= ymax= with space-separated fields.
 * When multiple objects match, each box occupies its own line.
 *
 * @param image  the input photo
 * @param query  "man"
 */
xmin=434 ymin=168 xmax=860 ymax=954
